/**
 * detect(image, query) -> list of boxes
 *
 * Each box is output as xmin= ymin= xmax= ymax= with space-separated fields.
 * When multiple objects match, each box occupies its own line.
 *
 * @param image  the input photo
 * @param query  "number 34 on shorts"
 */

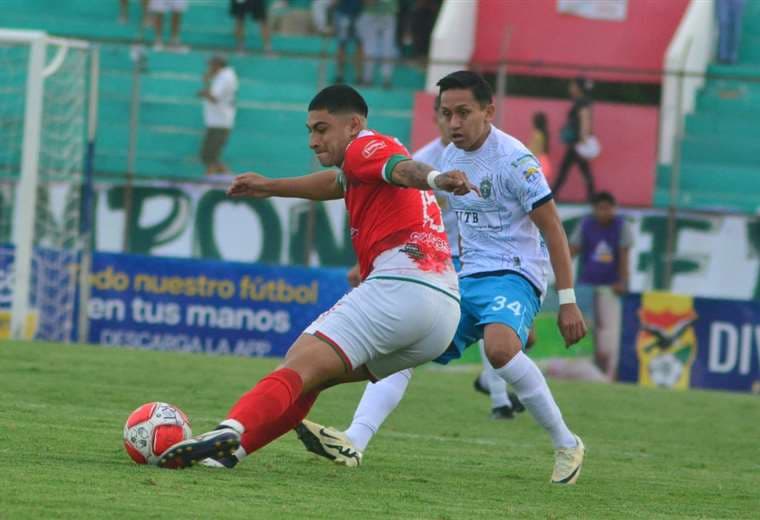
xmin=456 ymin=273 xmax=541 ymax=348
xmin=491 ymin=295 xmax=523 ymax=316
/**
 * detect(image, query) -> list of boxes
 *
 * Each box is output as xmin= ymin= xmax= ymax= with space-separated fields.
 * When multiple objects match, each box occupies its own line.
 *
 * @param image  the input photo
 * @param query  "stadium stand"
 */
xmin=655 ymin=0 xmax=760 ymax=213
xmin=2 ymin=0 xmax=424 ymax=180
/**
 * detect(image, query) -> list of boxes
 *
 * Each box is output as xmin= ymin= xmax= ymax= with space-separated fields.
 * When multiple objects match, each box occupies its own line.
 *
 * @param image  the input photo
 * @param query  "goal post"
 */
xmin=0 ymin=29 xmax=98 ymax=343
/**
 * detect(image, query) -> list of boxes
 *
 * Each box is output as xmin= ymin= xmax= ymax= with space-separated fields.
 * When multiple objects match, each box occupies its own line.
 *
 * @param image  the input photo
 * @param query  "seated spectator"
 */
xmin=148 ymin=0 xmax=188 ymax=50
xmin=198 ymin=56 xmax=239 ymax=175
xmin=230 ymin=0 xmax=272 ymax=53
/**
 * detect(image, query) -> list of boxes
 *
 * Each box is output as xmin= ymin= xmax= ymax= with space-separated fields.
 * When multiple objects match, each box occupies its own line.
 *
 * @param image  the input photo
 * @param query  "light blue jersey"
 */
xmin=439 ymin=125 xmax=551 ymax=294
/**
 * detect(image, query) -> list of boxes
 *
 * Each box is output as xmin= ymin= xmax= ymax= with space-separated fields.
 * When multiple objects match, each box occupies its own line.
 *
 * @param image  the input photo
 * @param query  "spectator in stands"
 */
xmin=554 ymin=76 xmax=596 ymax=202
xmin=230 ymin=0 xmax=272 ymax=54
xmin=334 ymin=0 xmax=364 ymax=84
xmin=312 ymin=0 xmax=334 ymax=35
xmin=119 ymin=0 xmax=149 ymax=25
xmin=717 ymin=0 xmax=746 ymax=64
xmin=198 ymin=56 xmax=239 ymax=175
xmin=358 ymin=0 xmax=399 ymax=89
xmin=529 ymin=111 xmax=553 ymax=186
xmin=148 ymin=0 xmax=188 ymax=50
xmin=569 ymin=191 xmax=632 ymax=381
xmin=410 ymin=0 xmax=440 ymax=59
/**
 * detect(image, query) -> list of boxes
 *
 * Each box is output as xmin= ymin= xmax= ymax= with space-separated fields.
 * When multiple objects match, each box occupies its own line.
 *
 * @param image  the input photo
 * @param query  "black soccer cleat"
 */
xmin=509 ymin=392 xmax=525 ymax=413
xmin=490 ymin=405 xmax=515 ymax=420
xmin=157 ymin=429 xmax=240 ymax=470
xmin=473 ymin=376 xmax=489 ymax=396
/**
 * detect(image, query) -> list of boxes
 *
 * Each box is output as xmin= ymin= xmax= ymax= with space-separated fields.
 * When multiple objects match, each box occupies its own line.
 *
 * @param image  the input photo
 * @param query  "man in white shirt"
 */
xmin=198 ymin=56 xmax=238 ymax=175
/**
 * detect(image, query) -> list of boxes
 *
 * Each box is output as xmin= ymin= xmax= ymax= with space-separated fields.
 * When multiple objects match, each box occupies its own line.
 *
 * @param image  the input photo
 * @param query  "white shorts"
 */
xmin=304 ymin=277 xmax=460 ymax=380
xmin=149 ymin=0 xmax=188 ymax=13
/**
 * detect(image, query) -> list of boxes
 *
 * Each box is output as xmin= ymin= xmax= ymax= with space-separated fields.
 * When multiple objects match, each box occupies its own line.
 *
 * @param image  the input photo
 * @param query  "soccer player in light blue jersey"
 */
xmin=297 ymin=71 xmax=587 ymax=484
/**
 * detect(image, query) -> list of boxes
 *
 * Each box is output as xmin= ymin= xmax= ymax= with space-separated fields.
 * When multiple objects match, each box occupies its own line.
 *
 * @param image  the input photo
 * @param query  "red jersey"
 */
xmin=339 ymin=130 xmax=452 ymax=280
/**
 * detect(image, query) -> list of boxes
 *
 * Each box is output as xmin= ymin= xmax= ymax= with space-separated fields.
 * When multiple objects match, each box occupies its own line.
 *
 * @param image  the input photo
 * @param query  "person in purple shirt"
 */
xmin=569 ymin=191 xmax=633 ymax=380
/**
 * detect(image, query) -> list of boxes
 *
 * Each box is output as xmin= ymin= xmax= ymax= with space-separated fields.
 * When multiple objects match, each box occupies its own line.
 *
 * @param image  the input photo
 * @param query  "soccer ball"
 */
xmin=123 ymin=402 xmax=192 ymax=465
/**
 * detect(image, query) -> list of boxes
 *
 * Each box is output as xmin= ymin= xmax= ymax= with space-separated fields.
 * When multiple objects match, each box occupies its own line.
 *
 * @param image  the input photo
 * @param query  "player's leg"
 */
xmin=345 ymin=368 xmax=412 ymax=451
xmin=477 ymin=340 xmax=515 ymax=419
xmin=296 ymin=368 xmax=413 ymax=466
xmin=295 ymin=280 xmax=459 ymax=467
xmin=159 ymin=331 xmax=358 ymax=469
xmin=484 ymin=323 xmax=584 ymax=484
xmin=168 ymin=279 xmax=456 ymax=469
xmin=467 ymin=274 xmax=584 ymax=483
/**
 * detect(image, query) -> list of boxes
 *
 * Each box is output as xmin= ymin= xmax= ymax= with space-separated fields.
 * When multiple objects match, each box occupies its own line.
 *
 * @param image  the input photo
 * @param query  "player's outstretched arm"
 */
xmin=390 ymin=160 xmax=479 ymax=196
xmin=227 ymin=170 xmax=344 ymax=201
xmin=530 ymin=200 xmax=588 ymax=347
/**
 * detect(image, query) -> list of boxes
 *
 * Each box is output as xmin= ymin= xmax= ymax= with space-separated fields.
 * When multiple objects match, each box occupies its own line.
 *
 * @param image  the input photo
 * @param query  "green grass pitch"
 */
xmin=1 ymin=341 xmax=758 ymax=519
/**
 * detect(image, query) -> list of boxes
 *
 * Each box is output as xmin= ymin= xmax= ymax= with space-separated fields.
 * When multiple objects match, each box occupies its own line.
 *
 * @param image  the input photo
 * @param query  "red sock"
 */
xmin=239 ymin=390 xmax=319 ymax=454
xmin=227 ymin=368 xmax=303 ymax=445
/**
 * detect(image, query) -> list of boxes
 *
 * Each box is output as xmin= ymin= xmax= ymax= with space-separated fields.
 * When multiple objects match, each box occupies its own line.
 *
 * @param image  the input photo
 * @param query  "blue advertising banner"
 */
xmin=619 ymin=292 xmax=760 ymax=393
xmin=86 ymin=252 xmax=350 ymax=357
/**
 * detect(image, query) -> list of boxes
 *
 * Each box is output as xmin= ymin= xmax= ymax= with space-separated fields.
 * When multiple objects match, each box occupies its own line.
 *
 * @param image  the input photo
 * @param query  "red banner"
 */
xmin=472 ymin=0 xmax=689 ymax=83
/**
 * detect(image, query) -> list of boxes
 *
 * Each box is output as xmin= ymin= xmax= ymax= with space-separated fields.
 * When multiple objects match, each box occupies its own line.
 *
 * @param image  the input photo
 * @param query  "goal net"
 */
xmin=0 ymin=30 xmax=98 ymax=343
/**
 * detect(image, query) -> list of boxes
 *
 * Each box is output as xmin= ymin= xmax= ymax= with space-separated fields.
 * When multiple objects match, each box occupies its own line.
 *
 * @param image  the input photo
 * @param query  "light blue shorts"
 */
xmin=435 ymin=272 xmax=540 ymax=364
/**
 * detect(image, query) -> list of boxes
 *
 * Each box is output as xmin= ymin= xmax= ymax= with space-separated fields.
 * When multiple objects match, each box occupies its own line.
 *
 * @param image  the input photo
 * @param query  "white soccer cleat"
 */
xmin=551 ymin=435 xmax=585 ymax=484
xmin=295 ymin=420 xmax=363 ymax=467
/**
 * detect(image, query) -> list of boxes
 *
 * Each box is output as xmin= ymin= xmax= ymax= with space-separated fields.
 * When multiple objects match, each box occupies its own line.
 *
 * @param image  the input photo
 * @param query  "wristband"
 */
xmin=558 ymin=288 xmax=576 ymax=305
xmin=426 ymin=170 xmax=442 ymax=190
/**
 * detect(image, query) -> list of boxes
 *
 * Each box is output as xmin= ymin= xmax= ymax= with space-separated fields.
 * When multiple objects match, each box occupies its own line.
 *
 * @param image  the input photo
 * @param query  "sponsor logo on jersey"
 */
xmin=479 ymin=178 xmax=493 ymax=199
xmin=635 ymin=292 xmax=698 ymax=390
xmin=361 ymin=139 xmax=387 ymax=159
xmin=523 ymin=166 xmax=541 ymax=183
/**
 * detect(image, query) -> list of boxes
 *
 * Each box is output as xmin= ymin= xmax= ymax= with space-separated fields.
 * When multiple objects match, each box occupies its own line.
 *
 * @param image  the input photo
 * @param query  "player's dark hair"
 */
xmin=308 ymin=84 xmax=369 ymax=118
xmin=436 ymin=70 xmax=493 ymax=107
xmin=592 ymin=191 xmax=616 ymax=206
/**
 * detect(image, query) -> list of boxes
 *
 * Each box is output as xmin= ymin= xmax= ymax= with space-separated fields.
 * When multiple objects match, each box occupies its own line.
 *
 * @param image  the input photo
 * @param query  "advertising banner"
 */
xmin=85 ymin=251 xmax=350 ymax=357
xmin=619 ymin=292 xmax=760 ymax=393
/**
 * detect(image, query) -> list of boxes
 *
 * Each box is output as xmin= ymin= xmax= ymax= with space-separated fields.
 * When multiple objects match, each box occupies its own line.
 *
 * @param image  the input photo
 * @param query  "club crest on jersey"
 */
xmin=362 ymin=139 xmax=387 ymax=158
xmin=479 ymin=178 xmax=493 ymax=199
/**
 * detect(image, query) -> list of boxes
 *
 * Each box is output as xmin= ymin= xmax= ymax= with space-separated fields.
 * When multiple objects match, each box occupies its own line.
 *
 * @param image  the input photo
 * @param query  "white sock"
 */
xmin=479 ymin=341 xmax=511 ymax=409
xmin=344 ymin=368 xmax=412 ymax=451
xmin=494 ymin=351 xmax=577 ymax=449
xmin=218 ymin=419 xmax=248 ymax=460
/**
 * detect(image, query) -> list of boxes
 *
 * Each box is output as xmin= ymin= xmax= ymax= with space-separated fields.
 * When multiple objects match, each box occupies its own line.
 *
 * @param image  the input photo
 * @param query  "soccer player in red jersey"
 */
xmin=158 ymin=84 xmax=478 ymax=469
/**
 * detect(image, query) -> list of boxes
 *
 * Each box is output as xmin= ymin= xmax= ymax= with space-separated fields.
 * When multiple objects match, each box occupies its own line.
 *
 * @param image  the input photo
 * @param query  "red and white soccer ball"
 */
xmin=123 ymin=402 xmax=192 ymax=465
